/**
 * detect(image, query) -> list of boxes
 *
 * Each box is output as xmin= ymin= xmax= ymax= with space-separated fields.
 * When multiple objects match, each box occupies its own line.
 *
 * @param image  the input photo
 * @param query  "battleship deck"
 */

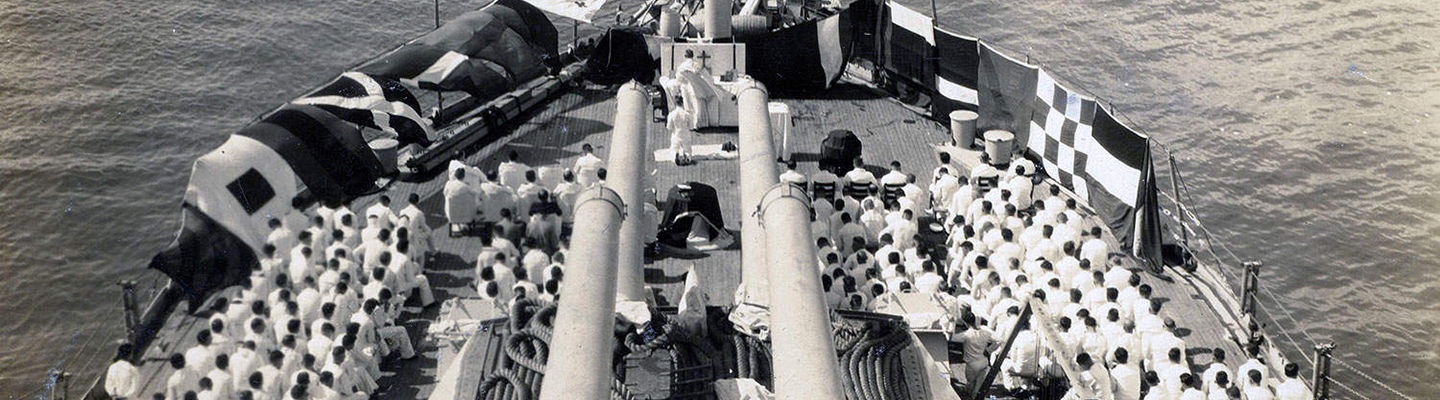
xmin=118 ymin=78 xmax=1250 ymax=400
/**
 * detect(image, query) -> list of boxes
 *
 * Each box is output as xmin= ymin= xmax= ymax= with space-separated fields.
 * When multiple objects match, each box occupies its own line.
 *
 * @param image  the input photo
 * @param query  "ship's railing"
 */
xmin=847 ymin=0 xmax=1416 ymax=398
xmin=1155 ymin=145 xmax=1415 ymax=400
xmin=72 ymin=25 xmax=608 ymax=400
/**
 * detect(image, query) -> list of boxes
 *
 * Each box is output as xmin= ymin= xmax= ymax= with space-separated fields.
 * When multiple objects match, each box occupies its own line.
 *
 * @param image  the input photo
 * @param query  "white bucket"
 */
xmin=983 ymin=130 xmax=1014 ymax=166
xmin=949 ymin=110 xmax=979 ymax=149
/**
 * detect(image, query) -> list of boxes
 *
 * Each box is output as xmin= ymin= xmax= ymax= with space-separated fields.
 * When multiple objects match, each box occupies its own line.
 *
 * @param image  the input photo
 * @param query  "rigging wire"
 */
xmin=1328 ymin=377 xmax=1375 ymax=400
xmin=1254 ymin=302 xmax=1314 ymax=366
xmin=1161 ymin=153 xmax=1417 ymax=400
xmin=1331 ymin=357 xmax=1417 ymax=400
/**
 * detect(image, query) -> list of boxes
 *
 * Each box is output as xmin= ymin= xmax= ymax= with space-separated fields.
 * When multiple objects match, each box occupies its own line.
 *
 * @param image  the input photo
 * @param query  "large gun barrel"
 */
xmin=737 ymin=81 xmax=846 ymax=400
xmin=538 ymin=81 xmax=652 ymax=400
xmin=611 ymin=82 xmax=653 ymax=302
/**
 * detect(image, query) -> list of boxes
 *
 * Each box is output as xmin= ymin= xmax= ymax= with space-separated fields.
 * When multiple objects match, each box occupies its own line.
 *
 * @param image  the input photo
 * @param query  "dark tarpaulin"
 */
xmin=1132 ymin=149 xmax=1165 ymax=271
xmin=411 ymin=17 xmax=547 ymax=84
xmin=490 ymin=0 xmax=560 ymax=59
xmin=150 ymin=204 xmax=259 ymax=312
xmin=846 ymin=0 xmax=881 ymax=63
xmin=478 ymin=27 xmax=548 ymax=82
xmin=301 ymin=73 xmax=433 ymax=146
xmin=584 ymin=27 xmax=658 ymax=85
xmin=355 ymin=0 xmax=556 ymax=95
xmin=742 ymin=6 xmax=856 ymax=93
xmin=662 ymin=182 xmax=725 ymax=231
xmin=415 ymin=11 xmax=514 ymax=61
xmin=356 ymin=45 xmax=517 ymax=98
xmin=434 ymin=58 xmax=515 ymax=100
xmin=261 ymin=104 xmax=382 ymax=197
xmin=976 ymin=41 xmax=1038 ymax=138
xmin=930 ymin=29 xmax=979 ymax=118
xmin=357 ymin=45 xmax=458 ymax=82
xmin=411 ymin=3 xmax=551 ymax=81
xmin=417 ymin=0 xmax=557 ymax=61
xmin=883 ymin=2 xmax=934 ymax=91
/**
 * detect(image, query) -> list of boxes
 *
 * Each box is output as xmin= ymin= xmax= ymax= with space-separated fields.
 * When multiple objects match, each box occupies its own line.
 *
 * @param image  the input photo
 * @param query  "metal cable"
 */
xmin=1254 ymin=302 xmax=1314 ymax=366
xmin=1328 ymin=376 xmax=1375 ymax=400
xmin=1164 ymin=150 xmax=1417 ymax=400
xmin=1331 ymin=357 xmax=1415 ymax=400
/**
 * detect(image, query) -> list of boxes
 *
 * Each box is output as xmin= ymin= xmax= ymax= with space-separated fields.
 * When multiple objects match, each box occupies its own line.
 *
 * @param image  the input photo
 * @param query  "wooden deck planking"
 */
xmin=128 ymin=79 xmax=1249 ymax=400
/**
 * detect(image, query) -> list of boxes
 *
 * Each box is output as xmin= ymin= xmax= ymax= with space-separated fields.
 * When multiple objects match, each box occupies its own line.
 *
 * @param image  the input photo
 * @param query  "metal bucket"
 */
xmin=983 ymin=130 xmax=1014 ymax=165
xmin=949 ymin=110 xmax=978 ymax=149
xmin=371 ymin=138 xmax=400 ymax=174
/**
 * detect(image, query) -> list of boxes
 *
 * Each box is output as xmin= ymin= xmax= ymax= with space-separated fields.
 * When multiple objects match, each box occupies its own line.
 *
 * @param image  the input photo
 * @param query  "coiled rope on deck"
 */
xmin=836 ymin=321 xmax=912 ymax=400
xmin=477 ymin=298 xmax=626 ymax=400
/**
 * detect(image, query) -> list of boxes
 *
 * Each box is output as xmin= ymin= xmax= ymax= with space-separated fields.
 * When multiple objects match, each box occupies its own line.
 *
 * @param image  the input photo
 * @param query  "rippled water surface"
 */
xmin=1 ymin=0 xmax=1436 ymax=398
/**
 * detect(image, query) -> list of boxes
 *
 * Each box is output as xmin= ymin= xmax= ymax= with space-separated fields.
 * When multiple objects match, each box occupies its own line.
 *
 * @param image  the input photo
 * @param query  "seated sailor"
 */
xmin=879 ymin=161 xmax=908 ymax=206
xmin=843 ymin=157 xmax=877 ymax=199
xmin=811 ymin=167 xmax=841 ymax=202
xmin=443 ymin=169 xmax=478 ymax=225
xmin=498 ymin=150 xmax=532 ymax=191
xmin=779 ymin=160 xmax=807 ymax=190
xmin=574 ymin=143 xmax=605 ymax=188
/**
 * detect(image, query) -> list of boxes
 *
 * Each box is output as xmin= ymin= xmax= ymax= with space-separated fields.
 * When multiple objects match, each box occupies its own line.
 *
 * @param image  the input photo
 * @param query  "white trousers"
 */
xmin=379 ymin=326 xmax=416 ymax=359
xmin=671 ymin=130 xmax=693 ymax=157
xmin=413 ymin=275 xmax=435 ymax=306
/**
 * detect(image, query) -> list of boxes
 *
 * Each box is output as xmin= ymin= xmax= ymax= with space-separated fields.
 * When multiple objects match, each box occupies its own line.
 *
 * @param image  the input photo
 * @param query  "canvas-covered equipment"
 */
xmin=145 ymin=0 xmax=558 ymax=307
xmin=151 ymin=134 xmax=302 ymax=309
xmin=292 ymin=72 xmax=434 ymax=146
xmin=819 ymin=129 xmax=862 ymax=175
xmin=356 ymin=0 xmax=557 ymax=97
xmin=657 ymin=182 xmax=733 ymax=253
xmin=584 ymin=27 xmax=659 ymax=85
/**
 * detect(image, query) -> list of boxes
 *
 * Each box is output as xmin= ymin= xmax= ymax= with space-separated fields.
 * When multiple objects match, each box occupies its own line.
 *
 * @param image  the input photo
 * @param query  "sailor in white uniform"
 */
xmin=266 ymin=219 xmax=297 ymax=259
xmin=843 ymin=157 xmax=878 ymax=198
xmin=442 ymin=169 xmax=478 ymax=225
xmin=779 ymin=160 xmax=808 ymax=190
xmin=879 ymin=161 xmax=908 ymax=204
xmin=1110 ymin=348 xmax=1142 ymax=400
xmin=166 ymin=353 xmax=201 ymax=400
xmin=668 ymin=96 xmax=695 ymax=165
xmin=970 ymin=153 xmax=1001 ymax=192
xmin=497 ymin=150 xmax=532 ymax=191
xmin=1081 ymin=226 xmax=1110 ymax=270
xmin=811 ymin=167 xmax=841 ymax=201
xmin=574 ymin=144 xmax=605 ymax=187
xmin=104 ymin=343 xmax=139 ymax=400
xmin=363 ymin=195 xmax=396 ymax=231
xmin=1275 ymin=363 xmax=1312 ymax=400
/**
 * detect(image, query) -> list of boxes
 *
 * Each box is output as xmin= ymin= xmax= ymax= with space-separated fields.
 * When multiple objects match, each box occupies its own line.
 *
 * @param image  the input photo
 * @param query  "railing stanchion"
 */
xmin=119 ymin=280 xmax=140 ymax=358
xmin=1241 ymin=261 xmax=1263 ymax=343
xmin=1312 ymin=342 xmax=1334 ymax=400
